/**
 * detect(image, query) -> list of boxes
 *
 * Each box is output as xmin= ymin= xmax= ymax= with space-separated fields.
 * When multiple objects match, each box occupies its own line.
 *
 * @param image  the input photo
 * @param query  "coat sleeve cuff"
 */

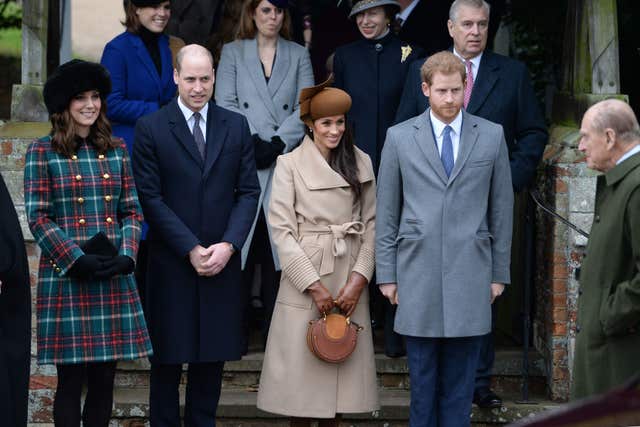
xmin=492 ymin=269 xmax=510 ymax=285
xmin=283 ymin=253 xmax=321 ymax=293
xmin=352 ymin=245 xmax=375 ymax=282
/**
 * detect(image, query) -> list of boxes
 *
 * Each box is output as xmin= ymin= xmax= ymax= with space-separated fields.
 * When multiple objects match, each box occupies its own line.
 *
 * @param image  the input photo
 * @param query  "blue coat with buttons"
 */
xmin=333 ymin=32 xmax=423 ymax=173
xmin=215 ymin=37 xmax=314 ymax=269
xmin=101 ymin=31 xmax=177 ymax=155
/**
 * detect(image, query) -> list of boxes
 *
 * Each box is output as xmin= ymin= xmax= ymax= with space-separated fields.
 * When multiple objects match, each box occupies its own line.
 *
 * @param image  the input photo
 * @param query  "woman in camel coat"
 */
xmin=257 ymin=79 xmax=378 ymax=425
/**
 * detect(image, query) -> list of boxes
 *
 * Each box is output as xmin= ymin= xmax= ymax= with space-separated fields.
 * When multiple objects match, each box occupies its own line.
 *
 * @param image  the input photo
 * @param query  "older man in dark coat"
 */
xmin=0 ymin=173 xmax=31 ymax=427
xmin=133 ymin=44 xmax=260 ymax=427
xmin=572 ymin=99 xmax=640 ymax=399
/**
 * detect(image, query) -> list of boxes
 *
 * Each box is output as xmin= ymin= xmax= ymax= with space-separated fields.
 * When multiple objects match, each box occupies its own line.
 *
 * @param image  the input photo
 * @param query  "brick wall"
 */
xmin=533 ymin=126 xmax=597 ymax=401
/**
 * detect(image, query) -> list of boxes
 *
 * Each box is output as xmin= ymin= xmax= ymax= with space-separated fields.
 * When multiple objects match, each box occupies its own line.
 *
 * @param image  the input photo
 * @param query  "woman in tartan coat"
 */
xmin=24 ymin=60 xmax=152 ymax=426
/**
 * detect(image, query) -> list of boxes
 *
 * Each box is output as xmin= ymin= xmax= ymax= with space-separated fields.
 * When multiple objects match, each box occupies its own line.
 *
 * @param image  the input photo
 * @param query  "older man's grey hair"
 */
xmin=590 ymin=99 xmax=640 ymax=144
xmin=175 ymin=44 xmax=214 ymax=73
xmin=449 ymin=0 xmax=491 ymax=22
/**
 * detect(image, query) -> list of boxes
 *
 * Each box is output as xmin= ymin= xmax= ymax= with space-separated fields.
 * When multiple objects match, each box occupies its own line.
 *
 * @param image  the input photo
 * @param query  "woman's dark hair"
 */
xmin=305 ymin=121 xmax=362 ymax=202
xmin=237 ymin=0 xmax=291 ymax=40
xmin=50 ymin=103 xmax=118 ymax=157
xmin=122 ymin=0 xmax=142 ymax=33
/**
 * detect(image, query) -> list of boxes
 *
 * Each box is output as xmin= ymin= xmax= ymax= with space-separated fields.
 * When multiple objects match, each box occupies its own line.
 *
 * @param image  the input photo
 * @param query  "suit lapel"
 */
xmin=466 ymin=52 xmax=499 ymax=114
xmin=243 ymin=39 xmax=279 ymax=122
xmin=130 ymin=34 xmax=162 ymax=92
xmin=168 ymin=100 xmax=203 ymax=167
xmin=413 ymin=112 xmax=448 ymax=185
xmin=203 ymin=103 xmax=228 ymax=179
xmin=267 ymin=37 xmax=290 ymax=97
xmin=448 ymin=111 xmax=479 ymax=183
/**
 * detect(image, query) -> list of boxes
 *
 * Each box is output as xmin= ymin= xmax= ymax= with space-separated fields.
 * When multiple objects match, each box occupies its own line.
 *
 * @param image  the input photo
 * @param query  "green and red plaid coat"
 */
xmin=24 ymin=135 xmax=153 ymax=365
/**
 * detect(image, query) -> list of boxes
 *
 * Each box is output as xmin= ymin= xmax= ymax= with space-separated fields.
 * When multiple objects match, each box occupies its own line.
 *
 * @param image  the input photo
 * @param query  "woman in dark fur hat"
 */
xmin=24 ymin=59 xmax=152 ymax=426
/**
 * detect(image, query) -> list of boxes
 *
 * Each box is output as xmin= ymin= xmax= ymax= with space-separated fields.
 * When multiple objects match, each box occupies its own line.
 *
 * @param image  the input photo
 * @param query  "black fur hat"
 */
xmin=43 ymin=59 xmax=112 ymax=115
xmin=130 ymin=0 xmax=169 ymax=7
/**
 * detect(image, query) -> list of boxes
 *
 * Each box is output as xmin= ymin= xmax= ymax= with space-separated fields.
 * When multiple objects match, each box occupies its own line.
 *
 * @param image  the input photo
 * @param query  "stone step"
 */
xmin=28 ymin=388 xmax=559 ymax=426
xmin=114 ymin=349 xmax=546 ymax=395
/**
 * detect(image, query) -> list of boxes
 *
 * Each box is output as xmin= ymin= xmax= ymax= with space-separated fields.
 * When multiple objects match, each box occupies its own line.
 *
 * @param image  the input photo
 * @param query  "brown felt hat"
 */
xmin=299 ymin=76 xmax=352 ymax=125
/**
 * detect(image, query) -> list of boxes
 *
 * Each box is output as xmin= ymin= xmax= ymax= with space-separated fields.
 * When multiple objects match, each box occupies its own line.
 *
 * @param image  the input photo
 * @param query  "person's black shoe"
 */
xmin=473 ymin=388 xmax=503 ymax=408
xmin=384 ymin=350 xmax=406 ymax=358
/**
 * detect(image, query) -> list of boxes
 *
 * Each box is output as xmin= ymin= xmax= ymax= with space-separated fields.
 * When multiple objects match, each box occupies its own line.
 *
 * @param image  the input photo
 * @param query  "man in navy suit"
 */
xmin=395 ymin=0 xmax=548 ymax=408
xmin=133 ymin=44 xmax=260 ymax=427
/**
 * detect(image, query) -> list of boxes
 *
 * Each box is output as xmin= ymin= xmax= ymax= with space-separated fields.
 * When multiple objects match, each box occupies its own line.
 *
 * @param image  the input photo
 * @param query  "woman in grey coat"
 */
xmin=215 ymin=0 xmax=314 ymax=347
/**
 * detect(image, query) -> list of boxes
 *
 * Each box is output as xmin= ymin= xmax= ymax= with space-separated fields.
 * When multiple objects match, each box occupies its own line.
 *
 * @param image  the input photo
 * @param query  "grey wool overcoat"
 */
xmin=376 ymin=110 xmax=514 ymax=338
xmin=257 ymin=137 xmax=379 ymax=418
xmin=215 ymin=37 xmax=314 ymax=269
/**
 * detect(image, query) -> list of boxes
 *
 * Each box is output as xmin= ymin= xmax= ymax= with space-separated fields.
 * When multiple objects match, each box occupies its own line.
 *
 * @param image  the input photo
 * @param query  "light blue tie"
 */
xmin=441 ymin=125 xmax=454 ymax=177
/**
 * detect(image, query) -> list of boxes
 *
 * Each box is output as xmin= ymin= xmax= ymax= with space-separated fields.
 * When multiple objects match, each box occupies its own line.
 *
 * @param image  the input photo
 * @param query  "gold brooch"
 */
xmin=401 ymin=45 xmax=412 ymax=63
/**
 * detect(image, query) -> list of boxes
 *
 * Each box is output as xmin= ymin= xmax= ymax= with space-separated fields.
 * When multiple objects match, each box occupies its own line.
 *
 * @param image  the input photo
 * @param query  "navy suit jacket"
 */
xmin=394 ymin=51 xmax=548 ymax=191
xmin=132 ymin=100 xmax=260 ymax=363
xmin=101 ymin=31 xmax=177 ymax=154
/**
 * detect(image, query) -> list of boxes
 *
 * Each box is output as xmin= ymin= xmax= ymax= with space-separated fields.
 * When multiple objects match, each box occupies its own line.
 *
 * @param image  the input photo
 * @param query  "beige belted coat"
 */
xmin=257 ymin=136 xmax=379 ymax=418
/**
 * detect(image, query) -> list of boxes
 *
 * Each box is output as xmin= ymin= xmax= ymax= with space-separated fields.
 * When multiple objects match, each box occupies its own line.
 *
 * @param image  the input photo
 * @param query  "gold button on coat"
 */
xmin=72 ymin=155 xmax=78 ymax=160
xmin=105 ymin=195 xmax=112 ymax=202
xmin=106 ymin=217 xmax=113 ymax=223
xmin=77 ymin=197 xmax=84 ymax=204
xmin=98 ymin=154 xmax=105 ymax=159
xmin=103 ymin=173 xmax=110 ymax=179
xmin=75 ymin=175 xmax=82 ymax=181
xmin=55 ymin=268 xmax=61 ymax=273
xmin=78 ymin=219 xmax=86 ymax=225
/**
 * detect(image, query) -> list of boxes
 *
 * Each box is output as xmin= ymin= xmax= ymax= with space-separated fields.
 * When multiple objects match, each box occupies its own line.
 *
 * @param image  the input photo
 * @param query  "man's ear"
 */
xmin=421 ymin=81 xmax=430 ymax=98
xmin=173 ymin=68 xmax=179 ymax=85
xmin=605 ymin=128 xmax=616 ymax=147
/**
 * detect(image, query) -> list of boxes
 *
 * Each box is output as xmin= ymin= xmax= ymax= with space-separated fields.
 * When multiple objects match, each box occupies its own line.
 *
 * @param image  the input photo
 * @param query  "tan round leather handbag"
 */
xmin=306 ymin=312 xmax=364 ymax=363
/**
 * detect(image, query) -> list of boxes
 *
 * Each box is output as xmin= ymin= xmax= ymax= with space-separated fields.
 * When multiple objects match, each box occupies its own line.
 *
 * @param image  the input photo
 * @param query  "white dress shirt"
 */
xmin=430 ymin=109 xmax=463 ymax=162
xmin=453 ymin=48 xmax=483 ymax=83
xmin=177 ymin=96 xmax=208 ymax=141
xmin=616 ymin=144 xmax=640 ymax=165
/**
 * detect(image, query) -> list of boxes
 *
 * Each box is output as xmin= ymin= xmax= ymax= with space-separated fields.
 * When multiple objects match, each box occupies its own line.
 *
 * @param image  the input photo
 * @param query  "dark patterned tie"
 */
xmin=192 ymin=112 xmax=205 ymax=159
xmin=441 ymin=125 xmax=454 ymax=177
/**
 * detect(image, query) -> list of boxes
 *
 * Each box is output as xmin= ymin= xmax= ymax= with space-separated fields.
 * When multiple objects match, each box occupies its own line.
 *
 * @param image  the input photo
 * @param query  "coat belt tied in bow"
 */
xmin=298 ymin=221 xmax=365 ymax=276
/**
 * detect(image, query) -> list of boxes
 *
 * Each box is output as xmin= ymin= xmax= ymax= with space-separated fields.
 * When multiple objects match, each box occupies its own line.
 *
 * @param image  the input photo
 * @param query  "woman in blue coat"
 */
xmin=100 ymin=0 xmax=178 ymax=155
xmin=215 ymin=0 xmax=314 ymax=347
xmin=333 ymin=0 xmax=423 ymax=358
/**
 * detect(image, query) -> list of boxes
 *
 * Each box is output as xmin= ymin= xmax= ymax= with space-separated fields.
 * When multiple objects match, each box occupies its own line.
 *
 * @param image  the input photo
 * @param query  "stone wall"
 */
xmin=533 ymin=125 xmax=597 ymax=401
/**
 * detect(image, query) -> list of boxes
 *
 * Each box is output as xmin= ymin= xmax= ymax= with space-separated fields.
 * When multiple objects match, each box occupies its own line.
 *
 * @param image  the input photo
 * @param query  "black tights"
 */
xmin=53 ymin=362 xmax=117 ymax=427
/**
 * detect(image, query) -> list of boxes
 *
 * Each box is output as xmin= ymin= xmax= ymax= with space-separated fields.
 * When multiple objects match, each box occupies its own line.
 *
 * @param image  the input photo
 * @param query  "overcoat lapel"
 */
xmin=130 ymin=34 xmax=162 ymax=92
xmin=158 ymin=34 xmax=173 ymax=86
xmin=466 ymin=52 xmax=499 ymax=114
xmin=267 ymin=37 xmax=289 ymax=97
xmin=413 ymin=112 xmax=448 ymax=185
xmin=203 ymin=104 xmax=228 ymax=179
xmin=167 ymin=100 xmax=203 ymax=167
xmin=448 ymin=112 xmax=479 ymax=183
xmin=243 ymin=39 xmax=279 ymax=123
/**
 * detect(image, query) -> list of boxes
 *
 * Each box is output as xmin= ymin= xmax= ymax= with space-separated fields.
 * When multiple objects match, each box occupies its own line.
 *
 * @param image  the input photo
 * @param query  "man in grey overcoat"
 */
xmin=376 ymin=51 xmax=513 ymax=426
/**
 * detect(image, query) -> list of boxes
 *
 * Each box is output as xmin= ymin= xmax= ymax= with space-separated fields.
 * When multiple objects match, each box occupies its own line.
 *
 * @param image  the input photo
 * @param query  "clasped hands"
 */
xmin=189 ymin=243 xmax=233 ymax=277
xmin=68 ymin=254 xmax=134 ymax=280
xmin=307 ymin=271 xmax=368 ymax=317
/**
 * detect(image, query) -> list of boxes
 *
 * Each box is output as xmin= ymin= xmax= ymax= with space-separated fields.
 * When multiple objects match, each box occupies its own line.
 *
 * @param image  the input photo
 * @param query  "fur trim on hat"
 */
xmin=43 ymin=60 xmax=111 ymax=115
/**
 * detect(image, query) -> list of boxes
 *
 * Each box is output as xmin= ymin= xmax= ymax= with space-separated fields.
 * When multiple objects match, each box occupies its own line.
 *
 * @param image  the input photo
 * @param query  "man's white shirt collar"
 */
xmin=429 ymin=109 xmax=463 ymax=161
xmin=397 ymin=0 xmax=420 ymax=23
xmin=177 ymin=96 xmax=208 ymax=128
xmin=453 ymin=48 xmax=483 ymax=75
xmin=617 ymin=144 xmax=640 ymax=165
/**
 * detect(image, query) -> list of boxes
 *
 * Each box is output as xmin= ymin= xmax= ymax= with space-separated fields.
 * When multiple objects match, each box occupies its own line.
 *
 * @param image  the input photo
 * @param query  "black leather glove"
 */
xmin=254 ymin=135 xmax=285 ymax=169
xmin=94 ymin=255 xmax=135 ymax=280
xmin=67 ymin=255 xmax=112 ymax=279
